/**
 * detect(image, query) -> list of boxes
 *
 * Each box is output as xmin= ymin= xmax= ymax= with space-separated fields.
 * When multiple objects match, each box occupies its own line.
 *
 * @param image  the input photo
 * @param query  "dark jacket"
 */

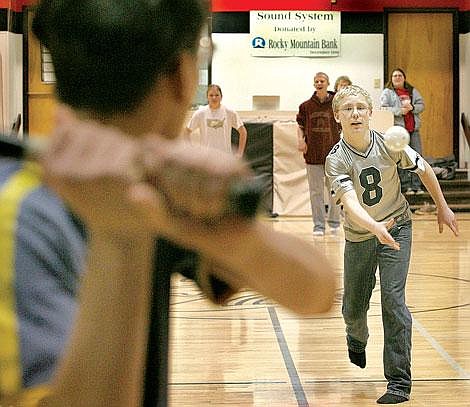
xmin=296 ymin=91 xmax=341 ymax=165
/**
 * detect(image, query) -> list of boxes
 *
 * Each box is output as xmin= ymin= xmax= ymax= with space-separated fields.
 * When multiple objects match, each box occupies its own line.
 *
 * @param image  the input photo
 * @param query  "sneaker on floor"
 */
xmin=313 ymin=230 xmax=325 ymax=236
xmin=376 ymin=393 xmax=408 ymax=404
xmin=330 ymin=226 xmax=340 ymax=235
xmin=414 ymin=188 xmax=425 ymax=195
xmin=404 ymin=188 xmax=415 ymax=195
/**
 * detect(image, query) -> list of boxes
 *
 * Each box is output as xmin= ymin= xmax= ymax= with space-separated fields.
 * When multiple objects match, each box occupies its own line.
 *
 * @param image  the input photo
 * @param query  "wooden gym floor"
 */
xmin=168 ymin=213 xmax=470 ymax=406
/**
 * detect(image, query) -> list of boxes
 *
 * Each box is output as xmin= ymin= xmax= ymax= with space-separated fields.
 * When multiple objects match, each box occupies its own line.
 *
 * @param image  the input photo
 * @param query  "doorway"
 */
xmin=385 ymin=9 xmax=459 ymax=159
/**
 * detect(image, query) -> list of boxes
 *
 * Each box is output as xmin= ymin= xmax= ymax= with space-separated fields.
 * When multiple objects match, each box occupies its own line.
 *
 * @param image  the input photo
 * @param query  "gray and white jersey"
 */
xmin=325 ymin=129 xmax=425 ymax=242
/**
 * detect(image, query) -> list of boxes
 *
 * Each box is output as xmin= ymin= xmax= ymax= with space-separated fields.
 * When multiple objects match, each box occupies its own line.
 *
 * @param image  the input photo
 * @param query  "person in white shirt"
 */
xmin=186 ymin=84 xmax=247 ymax=158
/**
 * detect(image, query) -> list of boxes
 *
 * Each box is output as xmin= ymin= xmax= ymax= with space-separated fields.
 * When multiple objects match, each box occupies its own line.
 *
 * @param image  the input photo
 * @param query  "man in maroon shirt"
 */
xmin=296 ymin=72 xmax=341 ymax=236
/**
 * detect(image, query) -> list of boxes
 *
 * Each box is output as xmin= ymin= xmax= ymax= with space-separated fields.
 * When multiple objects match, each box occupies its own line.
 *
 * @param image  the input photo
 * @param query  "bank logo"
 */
xmin=252 ymin=37 xmax=266 ymax=48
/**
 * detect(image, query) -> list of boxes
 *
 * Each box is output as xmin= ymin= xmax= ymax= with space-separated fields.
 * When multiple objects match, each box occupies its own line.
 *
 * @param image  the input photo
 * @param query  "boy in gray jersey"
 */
xmin=325 ymin=85 xmax=459 ymax=404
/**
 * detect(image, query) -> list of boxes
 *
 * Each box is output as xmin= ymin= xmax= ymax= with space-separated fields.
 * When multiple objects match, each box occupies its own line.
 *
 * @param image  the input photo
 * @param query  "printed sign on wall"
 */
xmin=250 ymin=10 xmax=341 ymax=57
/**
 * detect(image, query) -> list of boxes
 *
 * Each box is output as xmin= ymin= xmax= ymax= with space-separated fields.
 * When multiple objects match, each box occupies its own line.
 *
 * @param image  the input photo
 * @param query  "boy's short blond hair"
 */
xmin=332 ymin=85 xmax=373 ymax=113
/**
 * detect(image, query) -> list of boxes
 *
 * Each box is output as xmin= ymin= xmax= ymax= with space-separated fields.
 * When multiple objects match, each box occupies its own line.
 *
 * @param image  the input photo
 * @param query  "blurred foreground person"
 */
xmin=0 ymin=1 xmax=336 ymax=406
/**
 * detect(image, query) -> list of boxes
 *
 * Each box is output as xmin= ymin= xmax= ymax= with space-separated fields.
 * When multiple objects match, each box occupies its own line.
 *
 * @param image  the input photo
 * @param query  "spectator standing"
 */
xmin=380 ymin=68 xmax=425 ymax=195
xmin=186 ymin=84 xmax=247 ymax=158
xmin=334 ymin=75 xmax=352 ymax=92
xmin=296 ymin=72 xmax=341 ymax=236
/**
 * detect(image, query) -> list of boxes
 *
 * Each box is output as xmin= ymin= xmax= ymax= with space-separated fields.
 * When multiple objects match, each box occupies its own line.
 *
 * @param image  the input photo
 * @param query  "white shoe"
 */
xmin=330 ymin=226 xmax=340 ymax=235
xmin=313 ymin=230 xmax=325 ymax=236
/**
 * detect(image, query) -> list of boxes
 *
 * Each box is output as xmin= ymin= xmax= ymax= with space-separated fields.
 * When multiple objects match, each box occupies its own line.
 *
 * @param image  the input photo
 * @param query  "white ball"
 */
xmin=383 ymin=126 xmax=410 ymax=152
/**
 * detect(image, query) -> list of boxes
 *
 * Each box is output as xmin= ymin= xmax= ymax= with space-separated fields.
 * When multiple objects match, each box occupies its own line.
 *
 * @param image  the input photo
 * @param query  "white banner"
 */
xmin=250 ymin=10 xmax=341 ymax=57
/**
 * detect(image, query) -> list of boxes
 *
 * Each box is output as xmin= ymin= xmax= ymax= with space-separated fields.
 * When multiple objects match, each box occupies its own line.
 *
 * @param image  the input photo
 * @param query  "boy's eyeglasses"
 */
xmin=339 ymin=106 xmax=369 ymax=116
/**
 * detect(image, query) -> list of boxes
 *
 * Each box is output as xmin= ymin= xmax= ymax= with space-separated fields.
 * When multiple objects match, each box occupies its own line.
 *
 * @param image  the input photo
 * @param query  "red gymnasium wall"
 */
xmin=0 ymin=0 xmax=28 ymax=12
xmin=212 ymin=0 xmax=469 ymax=12
xmin=2 ymin=0 xmax=470 ymax=12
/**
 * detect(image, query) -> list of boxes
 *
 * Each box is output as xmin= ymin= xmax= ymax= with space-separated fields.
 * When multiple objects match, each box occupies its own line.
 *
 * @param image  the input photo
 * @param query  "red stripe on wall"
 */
xmin=0 ymin=0 xmax=36 ymax=12
xmin=212 ymin=0 xmax=468 ymax=12
xmin=1 ymin=0 xmax=468 ymax=13
xmin=0 ymin=0 xmax=12 ymax=10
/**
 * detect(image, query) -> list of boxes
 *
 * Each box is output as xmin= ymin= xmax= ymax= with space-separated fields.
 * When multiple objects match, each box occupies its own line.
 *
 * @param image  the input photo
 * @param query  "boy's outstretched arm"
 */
xmin=418 ymin=160 xmax=459 ymax=236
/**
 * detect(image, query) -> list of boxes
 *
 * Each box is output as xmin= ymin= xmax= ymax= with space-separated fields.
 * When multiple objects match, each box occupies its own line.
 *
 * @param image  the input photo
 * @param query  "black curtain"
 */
xmin=232 ymin=122 xmax=273 ymax=215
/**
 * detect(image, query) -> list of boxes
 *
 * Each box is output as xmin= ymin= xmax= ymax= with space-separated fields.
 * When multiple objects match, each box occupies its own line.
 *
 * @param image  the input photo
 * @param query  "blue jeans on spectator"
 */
xmin=343 ymin=219 xmax=412 ymax=399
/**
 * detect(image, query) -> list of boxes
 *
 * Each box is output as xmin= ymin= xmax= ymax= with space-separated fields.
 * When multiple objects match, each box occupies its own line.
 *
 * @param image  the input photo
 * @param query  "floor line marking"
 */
xmin=413 ymin=316 xmax=470 ymax=379
xmin=268 ymin=306 xmax=309 ymax=407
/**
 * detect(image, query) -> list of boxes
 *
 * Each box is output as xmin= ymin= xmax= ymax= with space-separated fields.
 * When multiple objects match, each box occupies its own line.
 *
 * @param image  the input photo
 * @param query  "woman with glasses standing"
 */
xmin=380 ymin=68 xmax=425 ymax=195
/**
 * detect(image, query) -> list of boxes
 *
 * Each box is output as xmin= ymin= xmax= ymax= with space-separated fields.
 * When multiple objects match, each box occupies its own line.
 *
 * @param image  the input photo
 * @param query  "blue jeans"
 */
xmin=399 ymin=129 xmax=422 ymax=191
xmin=343 ymin=220 xmax=412 ymax=399
xmin=306 ymin=164 xmax=340 ymax=232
